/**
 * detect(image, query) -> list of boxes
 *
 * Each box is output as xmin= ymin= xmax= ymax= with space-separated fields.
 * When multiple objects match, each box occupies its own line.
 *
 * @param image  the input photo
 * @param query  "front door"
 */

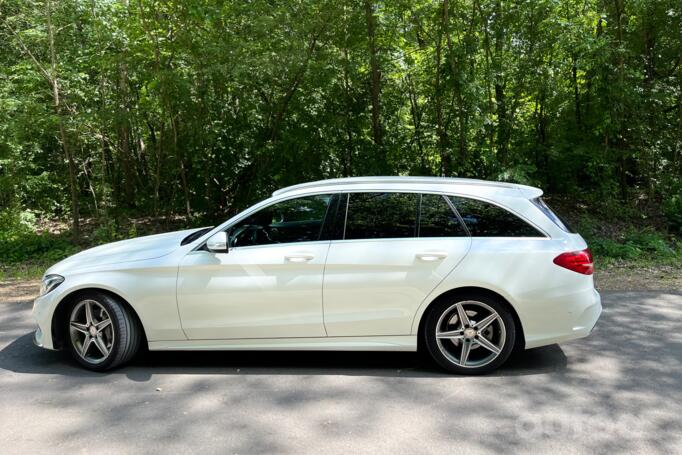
xmin=177 ymin=194 xmax=335 ymax=339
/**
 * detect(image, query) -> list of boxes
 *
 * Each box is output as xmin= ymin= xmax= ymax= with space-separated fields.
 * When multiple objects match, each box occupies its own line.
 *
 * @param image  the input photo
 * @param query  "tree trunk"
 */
xmin=405 ymin=74 xmax=424 ymax=167
xmin=269 ymin=32 xmax=320 ymax=143
xmin=443 ymin=0 xmax=470 ymax=175
xmin=46 ymin=0 xmax=80 ymax=238
xmin=494 ymin=84 xmax=509 ymax=166
xmin=118 ymin=61 xmax=135 ymax=208
xmin=476 ymin=0 xmax=495 ymax=159
xmin=342 ymin=46 xmax=354 ymax=177
xmin=230 ymin=26 xmax=324 ymax=208
xmin=678 ymin=77 xmax=682 ymax=175
xmin=434 ymin=4 xmax=447 ymax=176
xmin=613 ymin=0 xmax=628 ymax=200
xmin=572 ymin=53 xmax=581 ymax=130
xmin=364 ymin=0 xmax=384 ymax=156
xmin=493 ymin=0 xmax=509 ymax=167
xmin=171 ymin=114 xmax=191 ymax=219
xmin=147 ymin=120 xmax=164 ymax=216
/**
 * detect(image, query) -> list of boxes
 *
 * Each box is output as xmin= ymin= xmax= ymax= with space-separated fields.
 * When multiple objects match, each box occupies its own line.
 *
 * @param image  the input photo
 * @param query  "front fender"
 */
xmin=32 ymin=263 xmax=186 ymax=350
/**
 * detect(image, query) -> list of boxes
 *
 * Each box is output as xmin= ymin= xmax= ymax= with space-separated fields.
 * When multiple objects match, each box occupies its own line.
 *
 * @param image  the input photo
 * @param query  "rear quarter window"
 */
xmin=531 ymin=197 xmax=574 ymax=233
xmin=419 ymin=194 xmax=467 ymax=237
xmin=448 ymin=196 xmax=545 ymax=237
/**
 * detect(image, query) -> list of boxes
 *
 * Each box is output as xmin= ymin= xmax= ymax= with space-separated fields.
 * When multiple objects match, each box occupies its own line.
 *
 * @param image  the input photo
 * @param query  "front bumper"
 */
xmin=33 ymin=327 xmax=46 ymax=348
xmin=31 ymin=291 xmax=60 ymax=350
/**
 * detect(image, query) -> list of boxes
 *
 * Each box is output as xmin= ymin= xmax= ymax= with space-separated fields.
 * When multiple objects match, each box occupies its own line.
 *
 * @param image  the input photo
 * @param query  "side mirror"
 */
xmin=206 ymin=231 xmax=228 ymax=253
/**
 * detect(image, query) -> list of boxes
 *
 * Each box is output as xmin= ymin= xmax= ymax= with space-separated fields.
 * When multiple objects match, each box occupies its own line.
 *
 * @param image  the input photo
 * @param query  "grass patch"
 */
xmin=0 ymin=231 xmax=82 ymax=280
xmin=0 ymin=261 xmax=54 ymax=281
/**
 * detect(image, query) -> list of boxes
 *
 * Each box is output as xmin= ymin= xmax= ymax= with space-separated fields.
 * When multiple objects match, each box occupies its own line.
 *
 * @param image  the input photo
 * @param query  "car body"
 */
xmin=32 ymin=176 xmax=601 ymax=373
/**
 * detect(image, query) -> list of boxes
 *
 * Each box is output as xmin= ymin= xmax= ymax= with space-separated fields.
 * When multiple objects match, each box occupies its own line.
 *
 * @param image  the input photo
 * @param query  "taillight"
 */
xmin=553 ymin=248 xmax=594 ymax=275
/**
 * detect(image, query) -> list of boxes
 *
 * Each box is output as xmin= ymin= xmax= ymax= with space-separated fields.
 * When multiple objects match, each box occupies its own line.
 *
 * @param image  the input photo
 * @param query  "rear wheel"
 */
xmin=66 ymin=292 xmax=141 ymax=371
xmin=424 ymin=292 xmax=516 ymax=375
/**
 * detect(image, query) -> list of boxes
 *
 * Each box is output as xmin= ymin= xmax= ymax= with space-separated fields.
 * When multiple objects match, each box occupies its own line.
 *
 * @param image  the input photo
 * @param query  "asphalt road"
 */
xmin=0 ymin=285 xmax=680 ymax=454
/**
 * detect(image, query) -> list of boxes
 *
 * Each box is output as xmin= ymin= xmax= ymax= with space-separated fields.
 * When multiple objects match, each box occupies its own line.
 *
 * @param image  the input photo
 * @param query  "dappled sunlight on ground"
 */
xmin=0 ymin=283 xmax=680 ymax=453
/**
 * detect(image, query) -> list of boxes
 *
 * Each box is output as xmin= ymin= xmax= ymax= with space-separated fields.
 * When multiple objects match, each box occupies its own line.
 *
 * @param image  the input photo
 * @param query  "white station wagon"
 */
xmin=33 ymin=177 xmax=601 ymax=374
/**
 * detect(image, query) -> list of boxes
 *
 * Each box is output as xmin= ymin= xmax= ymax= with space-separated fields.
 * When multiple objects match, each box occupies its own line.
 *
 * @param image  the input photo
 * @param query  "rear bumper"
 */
xmin=524 ymin=288 xmax=602 ymax=349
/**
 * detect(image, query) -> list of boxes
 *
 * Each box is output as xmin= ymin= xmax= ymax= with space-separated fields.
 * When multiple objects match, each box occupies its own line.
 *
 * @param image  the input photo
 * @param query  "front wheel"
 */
xmin=423 ymin=293 xmax=516 ymax=375
xmin=66 ymin=292 xmax=142 ymax=371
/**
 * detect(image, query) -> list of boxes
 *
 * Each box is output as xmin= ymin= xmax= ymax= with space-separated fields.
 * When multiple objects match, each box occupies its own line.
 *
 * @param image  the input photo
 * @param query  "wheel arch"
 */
xmin=415 ymin=286 xmax=525 ymax=353
xmin=50 ymin=287 xmax=147 ymax=350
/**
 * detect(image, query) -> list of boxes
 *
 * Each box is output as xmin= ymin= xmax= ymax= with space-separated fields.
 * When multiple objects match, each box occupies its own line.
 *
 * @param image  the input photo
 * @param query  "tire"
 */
xmin=423 ymin=291 xmax=516 ymax=375
xmin=65 ymin=291 xmax=142 ymax=371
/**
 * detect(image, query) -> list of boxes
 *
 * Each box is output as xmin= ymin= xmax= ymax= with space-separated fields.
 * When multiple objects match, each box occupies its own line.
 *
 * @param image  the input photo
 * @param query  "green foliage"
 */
xmin=0 ymin=209 xmax=79 ymax=264
xmin=589 ymin=233 xmax=675 ymax=261
xmin=92 ymin=219 xmax=139 ymax=244
xmin=0 ymin=0 xmax=679 ymax=242
xmin=575 ymin=212 xmax=681 ymax=263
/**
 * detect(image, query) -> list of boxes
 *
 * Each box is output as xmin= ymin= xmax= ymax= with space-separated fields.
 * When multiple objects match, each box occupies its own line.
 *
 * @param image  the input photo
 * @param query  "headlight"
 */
xmin=40 ymin=274 xmax=64 ymax=296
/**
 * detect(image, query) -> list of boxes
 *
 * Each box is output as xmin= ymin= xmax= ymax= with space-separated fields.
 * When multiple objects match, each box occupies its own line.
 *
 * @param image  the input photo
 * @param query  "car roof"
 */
xmin=272 ymin=176 xmax=543 ymax=200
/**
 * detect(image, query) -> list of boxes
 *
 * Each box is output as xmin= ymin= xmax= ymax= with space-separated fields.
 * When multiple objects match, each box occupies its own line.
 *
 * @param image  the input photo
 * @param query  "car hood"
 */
xmin=47 ymin=227 xmax=207 ymax=275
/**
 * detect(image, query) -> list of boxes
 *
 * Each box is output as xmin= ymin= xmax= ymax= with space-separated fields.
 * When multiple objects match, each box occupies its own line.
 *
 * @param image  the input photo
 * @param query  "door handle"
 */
xmin=285 ymin=253 xmax=315 ymax=263
xmin=416 ymin=251 xmax=448 ymax=261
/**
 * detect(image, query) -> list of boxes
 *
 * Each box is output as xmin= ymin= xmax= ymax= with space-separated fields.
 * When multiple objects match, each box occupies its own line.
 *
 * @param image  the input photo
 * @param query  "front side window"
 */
xmin=419 ymin=194 xmax=467 ymax=237
xmin=448 ymin=196 xmax=544 ymax=237
xmin=228 ymin=194 xmax=332 ymax=247
xmin=344 ymin=192 xmax=418 ymax=240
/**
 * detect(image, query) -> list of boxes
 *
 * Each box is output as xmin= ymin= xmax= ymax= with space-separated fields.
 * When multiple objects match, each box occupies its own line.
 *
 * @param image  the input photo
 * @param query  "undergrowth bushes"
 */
xmin=0 ymin=209 xmax=78 ymax=264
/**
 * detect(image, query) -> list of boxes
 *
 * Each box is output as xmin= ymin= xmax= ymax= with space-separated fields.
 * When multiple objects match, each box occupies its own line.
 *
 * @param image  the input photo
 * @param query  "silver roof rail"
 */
xmin=272 ymin=176 xmax=539 ymax=197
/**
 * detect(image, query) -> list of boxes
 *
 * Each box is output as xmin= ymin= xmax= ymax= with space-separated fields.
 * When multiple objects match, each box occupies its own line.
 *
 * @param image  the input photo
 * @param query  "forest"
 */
xmin=0 ymin=0 xmax=681 ymax=277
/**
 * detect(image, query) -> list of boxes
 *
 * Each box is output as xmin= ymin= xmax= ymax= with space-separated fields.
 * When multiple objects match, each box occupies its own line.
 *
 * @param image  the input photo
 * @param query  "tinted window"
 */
xmin=532 ymin=197 xmax=574 ymax=233
xmin=229 ymin=195 xmax=332 ymax=247
xmin=419 ymin=194 xmax=467 ymax=237
xmin=328 ymin=193 xmax=348 ymax=241
xmin=449 ymin=196 xmax=544 ymax=237
xmin=319 ymin=193 xmax=344 ymax=241
xmin=345 ymin=192 xmax=418 ymax=239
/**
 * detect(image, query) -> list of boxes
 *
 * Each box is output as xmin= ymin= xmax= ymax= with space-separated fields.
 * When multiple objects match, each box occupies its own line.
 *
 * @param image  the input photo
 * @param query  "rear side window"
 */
xmin=448 ymin=196 xmax=544 ymax=237
xmin=345 ymin=192 xmax=418 ymax=239
xmin=419 ymin=194 xmax=467 ymax=237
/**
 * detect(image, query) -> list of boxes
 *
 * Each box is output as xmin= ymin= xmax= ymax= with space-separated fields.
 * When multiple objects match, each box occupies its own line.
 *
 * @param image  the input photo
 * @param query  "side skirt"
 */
xmin=148 ymin=335 xmax=417 ymax=351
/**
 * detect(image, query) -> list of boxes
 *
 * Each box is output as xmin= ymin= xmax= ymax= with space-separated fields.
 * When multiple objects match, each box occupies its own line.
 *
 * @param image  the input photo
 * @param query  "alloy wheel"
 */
xmin=435 ymin=300 xmax=506 ymax=368
xmin=68 ymin=299 xmax=115 ymax=364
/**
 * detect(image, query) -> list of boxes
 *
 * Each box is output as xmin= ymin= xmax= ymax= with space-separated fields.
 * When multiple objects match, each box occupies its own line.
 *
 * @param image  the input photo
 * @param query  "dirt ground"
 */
xmin=594 ymin=263 xmax=682 ymax=291
xmin=0 ymin=279 xmax=39 ymax=305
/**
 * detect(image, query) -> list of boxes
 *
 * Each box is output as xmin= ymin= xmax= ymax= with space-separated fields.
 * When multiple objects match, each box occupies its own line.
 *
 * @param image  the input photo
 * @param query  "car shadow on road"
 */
xmin=0 ymin=332 xmax=566 ymax=379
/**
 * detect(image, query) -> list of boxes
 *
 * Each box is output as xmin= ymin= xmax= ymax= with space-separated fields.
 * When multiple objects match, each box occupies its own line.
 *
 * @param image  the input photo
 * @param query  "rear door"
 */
xmin=322 ymin=192 xmax=471 ymax=336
